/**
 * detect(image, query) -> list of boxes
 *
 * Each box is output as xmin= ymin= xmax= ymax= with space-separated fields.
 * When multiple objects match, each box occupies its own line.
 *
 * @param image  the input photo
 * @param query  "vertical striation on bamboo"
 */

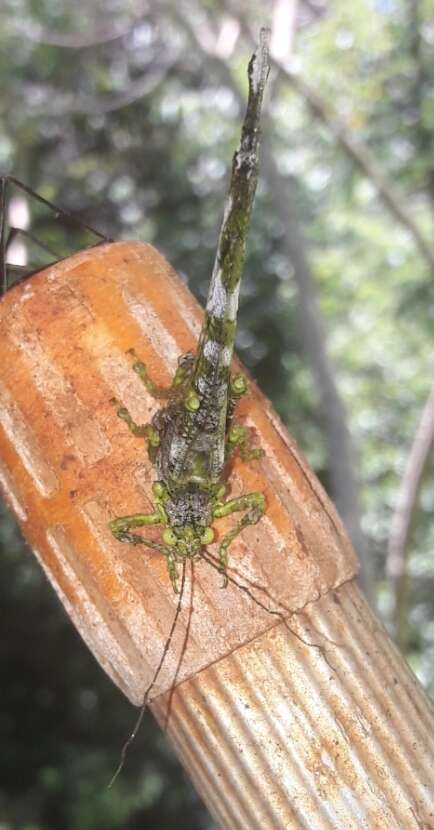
xmin=152 ymin=580 xmax=434 ymax=829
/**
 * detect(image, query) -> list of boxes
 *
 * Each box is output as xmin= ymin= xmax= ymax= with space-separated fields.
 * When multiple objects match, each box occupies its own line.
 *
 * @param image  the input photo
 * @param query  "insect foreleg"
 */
xmin=111 ymin=513 xmax=180 ymax=593
xmin=110 ymin=510 xmax=162 ymax=540
xmin=213 ymin=492 xmax=265 ymax=586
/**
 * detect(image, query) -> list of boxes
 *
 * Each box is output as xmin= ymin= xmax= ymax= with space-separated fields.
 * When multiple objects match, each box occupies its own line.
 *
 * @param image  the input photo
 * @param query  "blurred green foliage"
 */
xmin=0 ymin=1 xmax=433 ymax=827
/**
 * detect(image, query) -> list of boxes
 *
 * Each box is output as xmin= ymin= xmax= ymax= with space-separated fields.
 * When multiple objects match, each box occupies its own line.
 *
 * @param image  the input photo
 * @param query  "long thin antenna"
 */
xmin=0 ymin=175 xmax=112 ymax=295
xmin=7 ymin=226 xmax=60 ymax=260
xmin=107 ymin=558 xmax=187 ymax=788
xmin=200 ymin=550 xmax=336 ymax=667
xmin=5 ymin=176 xmax=109 ymax=241
xmin=162 ymin=557 xmax=195 ymax=731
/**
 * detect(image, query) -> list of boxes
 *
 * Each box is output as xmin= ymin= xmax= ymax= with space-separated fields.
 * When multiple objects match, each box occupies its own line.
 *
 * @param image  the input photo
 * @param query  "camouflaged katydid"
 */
xmin=109 ymin=30 xmax=271 ymax=593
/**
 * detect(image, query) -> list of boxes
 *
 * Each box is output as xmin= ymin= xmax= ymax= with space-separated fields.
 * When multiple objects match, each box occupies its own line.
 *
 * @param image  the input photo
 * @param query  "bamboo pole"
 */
xmin=0 ymin=242 xmax=433 ymax=828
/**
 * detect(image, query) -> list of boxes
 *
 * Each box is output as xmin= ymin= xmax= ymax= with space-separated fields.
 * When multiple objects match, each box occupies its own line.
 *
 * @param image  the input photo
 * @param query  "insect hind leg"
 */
xmin=126 ymin=348 xmax=170 ymax=400
xmin=109 ymin=398 xmax=161 ymax=459
xmin=226 ymin=423 xmax=264 ymax=462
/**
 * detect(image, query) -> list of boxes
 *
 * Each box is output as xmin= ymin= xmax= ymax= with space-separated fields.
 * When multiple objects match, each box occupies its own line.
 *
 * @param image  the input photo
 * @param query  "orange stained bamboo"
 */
xmin=0 ymin=242 xmax=432 ymax=828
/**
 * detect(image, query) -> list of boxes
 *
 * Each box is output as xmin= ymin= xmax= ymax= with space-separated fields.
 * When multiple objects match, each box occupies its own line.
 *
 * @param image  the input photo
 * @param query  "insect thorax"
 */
xmin=152 ymin=372 xmax=229 ymax=489
xmin=164 ymin=484 xmax=213 ymax=529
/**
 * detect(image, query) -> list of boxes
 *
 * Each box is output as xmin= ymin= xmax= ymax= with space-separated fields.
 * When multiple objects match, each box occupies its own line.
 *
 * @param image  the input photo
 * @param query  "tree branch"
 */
xmin=275 ymin=66 xmax=434 ymax=269
xmin=261 ymin=139 xmax=370 ymax=590
xmin=408 ymin=0 xmax=434 ymax=206
xmin=386 ymin=384 xmax=434 ymax=648
xmin=11 ymin=51 xmax=180 ymax=116
xmin=229 ymin=9 xmax=434 ymax=270
xmin=7 ymin=3 xmax=150 ymax=49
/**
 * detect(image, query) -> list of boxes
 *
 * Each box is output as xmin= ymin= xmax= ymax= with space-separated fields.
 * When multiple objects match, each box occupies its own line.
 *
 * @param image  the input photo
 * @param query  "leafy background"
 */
xmin=0 ymin=1 xmax=433 ymax=827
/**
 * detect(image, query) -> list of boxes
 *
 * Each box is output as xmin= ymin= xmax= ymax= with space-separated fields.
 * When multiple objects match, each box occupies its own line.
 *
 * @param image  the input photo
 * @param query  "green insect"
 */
xmin=109 ymin=32 xmax=270 ymax=593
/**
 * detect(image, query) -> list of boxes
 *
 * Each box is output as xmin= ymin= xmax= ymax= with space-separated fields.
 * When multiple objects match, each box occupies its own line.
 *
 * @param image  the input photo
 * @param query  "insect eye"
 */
xmin=200 ymin=527 xmax=215 ymax=545
xmin=162 ymin=529 xmax=177 ymax=546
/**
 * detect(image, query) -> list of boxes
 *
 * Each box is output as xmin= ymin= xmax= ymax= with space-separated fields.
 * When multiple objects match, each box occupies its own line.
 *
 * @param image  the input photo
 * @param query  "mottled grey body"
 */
xmin=110 ymin=30 xmax=270 ymax=592
xmin=163 ymin=29 xmax=271 ymax=490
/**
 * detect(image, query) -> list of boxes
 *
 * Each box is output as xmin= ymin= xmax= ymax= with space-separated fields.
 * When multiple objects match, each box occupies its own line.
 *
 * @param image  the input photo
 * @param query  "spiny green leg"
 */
xmin=127 ymin=348 xmax=170 ymax=400
xmin=213 ymin=492 xmax=265 ymax=587
xmin=110 ymin=482 xmax=180 ymax=591
xmin=110 ymin=481 xmax=168 ymax=543
xmin=226 ymin=423 xmax=264 ymax=462
xmin=110 ymin=510 xmax=161 ymax=543
xmin=110 ymin=398 xmax=160 ymax=450
xmin=110 ymin=513 xmax=180 ymax=593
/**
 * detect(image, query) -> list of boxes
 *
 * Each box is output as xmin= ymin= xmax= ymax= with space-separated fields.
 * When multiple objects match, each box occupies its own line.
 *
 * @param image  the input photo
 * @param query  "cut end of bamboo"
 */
xmin=0 ymin=242 xmax=358 ymax=703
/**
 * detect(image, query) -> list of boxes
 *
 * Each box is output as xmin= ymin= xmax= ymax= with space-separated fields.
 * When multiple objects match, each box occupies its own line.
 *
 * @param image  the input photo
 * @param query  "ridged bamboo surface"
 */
xmin=0 ymin=241 xmax=357 ymax=703
xmin=153 ymin=580 xmax=434 ymax=829
xmin=1 ymin=242 xmax=433 ymax=827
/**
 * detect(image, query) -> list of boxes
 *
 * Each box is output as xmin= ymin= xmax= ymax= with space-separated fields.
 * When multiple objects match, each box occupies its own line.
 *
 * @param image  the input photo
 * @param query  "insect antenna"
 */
xmin=161 ymin=557 xmax=195 ymax=732
xmin=7 ymin=225 xmax=61 ymax=260
xmin=200 ymin=551 xmax=338 ymax=670
xmin=0 ymin=175 xmax=111 ymax=294
xmin=1 ymin=225 xmax=64 ymax=291
xmin=4 ymin=176 xmax=109 ymax=240
xmin=107 ymin=558 xmax=187 ymax=789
